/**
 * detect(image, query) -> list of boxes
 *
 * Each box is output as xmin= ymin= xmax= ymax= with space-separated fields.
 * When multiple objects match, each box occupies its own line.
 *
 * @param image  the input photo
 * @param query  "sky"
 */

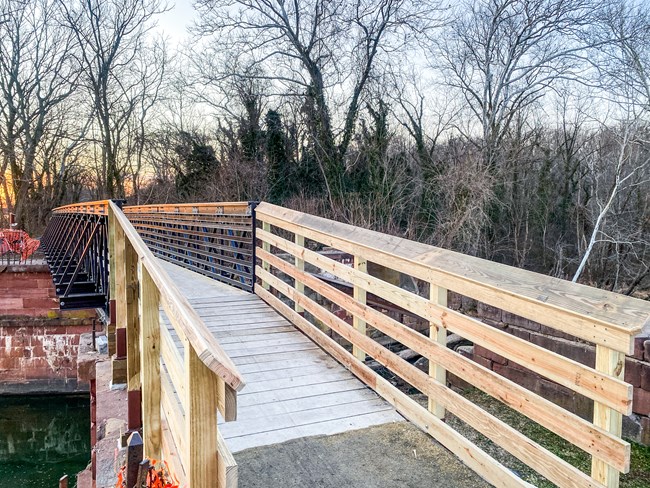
xmin=157 ymin=0 xmax=197 ymax=43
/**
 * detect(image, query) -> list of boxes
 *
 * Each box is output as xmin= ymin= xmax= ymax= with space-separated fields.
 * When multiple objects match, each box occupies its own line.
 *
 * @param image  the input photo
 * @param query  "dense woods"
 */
xmin=0 ymin=0 xmax=648 ymax=294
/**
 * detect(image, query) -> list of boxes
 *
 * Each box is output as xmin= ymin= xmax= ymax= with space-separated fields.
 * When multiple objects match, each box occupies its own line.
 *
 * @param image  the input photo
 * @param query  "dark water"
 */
xmin=0 ymin=395 xmax=90 ymax=487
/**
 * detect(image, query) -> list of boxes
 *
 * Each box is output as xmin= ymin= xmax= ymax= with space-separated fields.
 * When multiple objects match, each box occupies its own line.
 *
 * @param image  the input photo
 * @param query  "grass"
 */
xmin=410 ymin=387 xmax=650 ymax=487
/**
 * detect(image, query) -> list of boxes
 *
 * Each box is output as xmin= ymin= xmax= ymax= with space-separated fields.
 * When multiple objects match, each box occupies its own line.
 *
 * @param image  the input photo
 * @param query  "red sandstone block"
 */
xmin=44 ymin=325 xmax=67 ymax=335
xmin=633 ymin=387 xmax=650 ymax=415
xmin=0 ymin=298 xmax=23 ymax=311
xmin=502 ymin=311 xmax=542 ymax=331
xmin=477 ymin=302 xmax=503 ymax=322
xmin=644 ymin=341 xmax=650 ymax=362
xmin=474 ymin=344 xmax=508 ymax=365
xmin=66 ymin=325 xmax=93 ymax=335
xmin=633 ymin=336 xmax=649 ymax=360
xmin=37 ymin=279 xmax=54 ymax=289
xmin=23 ymin=297 xmax=59 ymax=310
xmin=626 ymin=358 xmax=643 ymax=387
xmin=493 ymin=363 xmax=538 ymax=391
xmin=473 ymin=355 xmax=493 ymax=370
xmin=640 ymin=363 xmax=650 ymax=391
xmin=507 ymin=326 xmax=531 ymax=341
xmin=529 ymin=332 xmax=595 ymax=367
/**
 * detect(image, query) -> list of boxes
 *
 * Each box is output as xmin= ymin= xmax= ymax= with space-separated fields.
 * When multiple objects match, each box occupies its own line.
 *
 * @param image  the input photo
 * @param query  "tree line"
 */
xmin=1 ymin=0 xmax=648 ymax=294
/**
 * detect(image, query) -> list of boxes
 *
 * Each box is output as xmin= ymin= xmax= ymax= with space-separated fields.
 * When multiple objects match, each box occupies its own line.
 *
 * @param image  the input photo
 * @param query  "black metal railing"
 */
xmin=41 ymin=206 xmax=110 ymax=310
xmin=123 ymin=202 xmax=255 ymax=292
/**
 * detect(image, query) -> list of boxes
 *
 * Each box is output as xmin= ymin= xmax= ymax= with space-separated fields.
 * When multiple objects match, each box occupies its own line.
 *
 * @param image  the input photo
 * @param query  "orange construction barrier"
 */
xmin=0 ymin=229 xmax=40 ymax=261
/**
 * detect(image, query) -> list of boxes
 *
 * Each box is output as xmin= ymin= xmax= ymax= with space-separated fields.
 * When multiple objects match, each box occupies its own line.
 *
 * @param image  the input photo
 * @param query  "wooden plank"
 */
xmin=295 ymin=233 xmax=305 ymax=313
xmin=591 ymin=346 xmax=626 ymax=486
xmin=161 ymin=413 xmax=187 ymax=488
xmin=256 ymin=203 xmax=647 ymax=353
xmin=236 ymin=370 xmax=353 ymax=395
xmin=185 ymin=342 xmax=219 ymax=488
xmin=139 ymin=264 xmax=162 ymax=459
xmin=218 ymin=430 xmax=238 ymax=488
xmin=126 ymin=240 xmax=141 ymax=392
xmin=161 ymin=367 xmax=185 ymax=455
xmin=429 ymin=284 xmax=447 ymax=419
xmin=223 ymin=409 xmax=402 ymax=453
xmin=217 ymin=376 xmax=238 ymax=422
xmin=257 ymin=268 xmax=611 ymax=488
xmin=235 ymin=388 xmax=383 ymax=418
xmin=161 ymin=325 xmax=186 ymax=399
xmin=236 ymin=379 xmax=368 ymax=407
xmin=261 ymin=221 xmax=270 ymax=290
xmin=255 ymin=251 xmax=630 ymax=471
xmin=353 ymin=255 xmax=367 ymax=361
xmin=109 ymin=201 xmax=245 ymax=392
xmin=256 ymin=244 xmax=632 ymax=416
xmin=221 ymin=398 xmax=394 ymax=438
xmin=255 ymin=285 xmax=533 ymax=488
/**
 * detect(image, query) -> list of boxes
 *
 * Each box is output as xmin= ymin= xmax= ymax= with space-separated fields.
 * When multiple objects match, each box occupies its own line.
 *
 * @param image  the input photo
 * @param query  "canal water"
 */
xmin=0 ymin=395 xmax=90 ymax=487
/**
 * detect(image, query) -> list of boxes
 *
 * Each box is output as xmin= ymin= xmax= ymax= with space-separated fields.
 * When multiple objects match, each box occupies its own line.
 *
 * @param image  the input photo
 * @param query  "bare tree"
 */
xmin=60 ymin=0 xmax=168 ymax=198
xmin=434 ymin=0 xmax=601 ymax=170
xmin=192 ymin=0 xmax=441 ymax=200
xmin=0 ymin=0 xmax=79 ymax=229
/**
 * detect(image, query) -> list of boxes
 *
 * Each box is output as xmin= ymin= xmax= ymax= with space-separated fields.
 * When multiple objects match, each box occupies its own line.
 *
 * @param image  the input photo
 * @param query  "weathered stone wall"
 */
xmin=0 ymin=265 xmax=96 ymax=394
xmin=447 ymin=292 xmax=650 ymax=445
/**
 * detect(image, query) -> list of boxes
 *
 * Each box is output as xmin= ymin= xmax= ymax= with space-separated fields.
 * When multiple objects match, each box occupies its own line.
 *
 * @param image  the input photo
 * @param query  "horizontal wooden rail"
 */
xmin=123 ymin=202 xmax=255 ymax=292
xmin=254 ymin=202 xmax=648 ymax=488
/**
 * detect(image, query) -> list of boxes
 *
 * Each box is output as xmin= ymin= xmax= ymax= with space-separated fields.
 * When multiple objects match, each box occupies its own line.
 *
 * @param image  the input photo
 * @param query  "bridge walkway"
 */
xmin=158 ymin=259 xmax=404 ymax=453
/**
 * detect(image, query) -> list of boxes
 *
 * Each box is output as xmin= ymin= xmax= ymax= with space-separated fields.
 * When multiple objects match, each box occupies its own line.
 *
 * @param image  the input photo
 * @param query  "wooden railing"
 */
xmin=123 ymin=202 xmax=255 ymax=292
xmin=50 ymin=200 xmax=245 ymax=488
xmin=254 ymin=202 xmax=649 ymax=488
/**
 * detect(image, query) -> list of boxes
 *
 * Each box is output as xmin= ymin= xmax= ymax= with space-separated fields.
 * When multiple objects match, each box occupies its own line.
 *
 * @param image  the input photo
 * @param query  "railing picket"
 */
xmin=592 ymin=345 xmax=625 ymax=488
xmin=294 ymin=233 xmax=305 ymax=313
xmin=185 ymin=341 xmax=220 ymax=488
xmin=261 ymin=221 xmax=271 ymax=290
xmin=428 ymin=284 xmax=447 ymax=419
xmin=139 ymin=263 xmax=162 ymax=460
xmin=353 ymin=255 xmax=367 ymax=362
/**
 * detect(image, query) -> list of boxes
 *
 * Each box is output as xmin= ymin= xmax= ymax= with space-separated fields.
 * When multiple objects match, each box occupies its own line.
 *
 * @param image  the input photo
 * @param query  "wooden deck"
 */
xmin=158 ymin=259 xmax=403 ymax=453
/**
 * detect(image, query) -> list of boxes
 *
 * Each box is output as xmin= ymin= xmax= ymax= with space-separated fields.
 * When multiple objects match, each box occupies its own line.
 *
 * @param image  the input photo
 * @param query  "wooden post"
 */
xmin=294 ymin=233 xmax=305 ymax=313
xmin=591 ymin=345 xmax=624 ymax=487
xmin=108 ymin=205 xmax=117 ymax=356
xmin=262 ymin=222 xmax=271 ymax=290
xmin=139 ymin=264 xmax=162 ymax=460
xmin=353 ymin=256 xmax=367 ymax=361
xmin=125 ymin=239 xmax=142 ymax=431
xmin=112 ymin=223 xmax=128 ymax=384
xmin=136 ymin=459 xmax=150 ymax=488
xmin=185 ymin=342 xmax=220 ymax=488
xmin=428 ymin=284 xmax=447 ymax=419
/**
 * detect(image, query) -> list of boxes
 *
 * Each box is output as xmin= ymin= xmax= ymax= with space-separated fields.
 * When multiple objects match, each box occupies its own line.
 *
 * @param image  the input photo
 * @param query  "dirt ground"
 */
xmin=234 ymin=421 xmax=491 ymax=488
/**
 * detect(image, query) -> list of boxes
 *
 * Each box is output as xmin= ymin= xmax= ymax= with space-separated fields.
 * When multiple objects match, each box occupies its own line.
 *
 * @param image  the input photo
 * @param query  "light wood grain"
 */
xmin=126 ymin=240 xmax=140 ymax=392
xmin=139 ymin=264 xmax=162 ymax=459
xmin=255 ymin=285 xmax=534 ymax=488
xmin=429 ymin=284 xmax=447 ymax=419
xmin=185 ymin=341 xmax=219 ymax=488
xmin=256 ymin=203 xmax=648 ymax=354
xmin=255 ymin=242 xmax=632 ymax=415
xmin=218 ymin=430 xmax=238 ymax=488
xmin=108 ymin=201 xmax=245 ymax=392
xmin=592 ymin=345 xmax=626 ymax=487
xmin=256 ymin=246 xmax=630 ymax=471
xmin=257 ymin=266 xmax=612 ymax=488
xmin=353 ymin=255 xmax=367 ymax=361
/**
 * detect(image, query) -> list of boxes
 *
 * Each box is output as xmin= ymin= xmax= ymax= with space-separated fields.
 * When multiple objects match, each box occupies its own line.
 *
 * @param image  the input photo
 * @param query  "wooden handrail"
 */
xmin=254 ymin=202 xmax=648 ymax=488
xmin=108 ymin=201 xmax=245 ymax=391
xmin=255 ymin=202 xmax=649 ymax=354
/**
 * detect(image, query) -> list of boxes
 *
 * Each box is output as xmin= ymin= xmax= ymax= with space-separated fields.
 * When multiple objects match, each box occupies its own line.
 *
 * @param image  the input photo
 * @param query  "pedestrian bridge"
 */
xmin=40 ymin=200 xmax=649 ymax=488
